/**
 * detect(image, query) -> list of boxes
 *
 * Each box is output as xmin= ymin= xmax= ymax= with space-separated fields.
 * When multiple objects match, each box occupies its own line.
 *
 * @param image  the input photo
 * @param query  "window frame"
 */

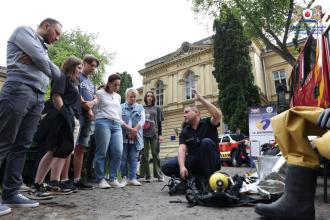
xmin=155 ymin=80 xmax=164 ymax=107
xmin=184 ymin=72 xmax=196 ymax=100
xmin=272 ymin=69 xmax=287 ymax=93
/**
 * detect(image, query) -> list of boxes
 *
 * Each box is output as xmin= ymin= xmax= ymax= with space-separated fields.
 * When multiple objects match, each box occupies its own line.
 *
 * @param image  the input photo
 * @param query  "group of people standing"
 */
xmin=92 ymin=77 xmax=164 ymax=189
xmin=0 ymin=18 xmax=165 ymax=216
xmin=32 ymin=56 xmax=165 ymax=196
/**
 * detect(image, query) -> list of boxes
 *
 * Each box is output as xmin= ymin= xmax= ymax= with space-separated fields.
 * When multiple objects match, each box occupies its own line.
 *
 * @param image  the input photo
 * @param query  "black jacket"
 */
xmin=35 ymin=105 xmax=75 ymax=158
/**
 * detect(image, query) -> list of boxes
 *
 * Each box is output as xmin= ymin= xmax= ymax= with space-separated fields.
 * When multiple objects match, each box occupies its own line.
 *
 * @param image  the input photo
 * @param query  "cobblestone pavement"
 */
xmin=3 ymin=167 xmax=330 ymax=220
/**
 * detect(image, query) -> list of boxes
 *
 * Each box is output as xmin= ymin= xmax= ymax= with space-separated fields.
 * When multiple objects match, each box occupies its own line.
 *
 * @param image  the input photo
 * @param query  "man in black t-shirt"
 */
xmin=234 ymin=127 xmax=250 ymax=167
xmin=161 ymin=89 xmax=222 ymax=179
xmin=235 ymin=128 xmax=245 ymax=142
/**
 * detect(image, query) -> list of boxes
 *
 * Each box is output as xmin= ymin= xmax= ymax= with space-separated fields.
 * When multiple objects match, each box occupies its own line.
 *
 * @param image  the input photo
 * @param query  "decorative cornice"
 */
xmin=178 ymin=78 xmax=185 ymax=85
xmin=139 ymin=47 xmax=212 ymax=76
xmin=169 ymin=45 xmax=210 ymax=62
xmin=168 ymin=71 xmax=178 ymax=77
xmin=267 ymin=61 xmax=289 ymax=69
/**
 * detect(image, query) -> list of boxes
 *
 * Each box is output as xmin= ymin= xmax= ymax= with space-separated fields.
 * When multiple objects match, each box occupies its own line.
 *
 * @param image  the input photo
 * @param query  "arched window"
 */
xmin=156 ymin=81 xmax=164 ymax=106
xmin=185 ymin=72 xmax=195 ymax=100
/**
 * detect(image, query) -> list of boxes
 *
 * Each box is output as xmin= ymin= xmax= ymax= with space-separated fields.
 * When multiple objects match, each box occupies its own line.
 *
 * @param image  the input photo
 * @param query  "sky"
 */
xmin=0 ymin=0 xmax=329 ymax=88
xmin=0 ymin=0 xmax=213 ymax=88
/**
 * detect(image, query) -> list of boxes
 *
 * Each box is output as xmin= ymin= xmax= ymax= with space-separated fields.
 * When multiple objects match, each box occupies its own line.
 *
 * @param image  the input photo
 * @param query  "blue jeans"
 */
xmin=94 ymin=118 xmax=123 ymax=182
xmin=120 ymin=143 xmax=140 ymax=180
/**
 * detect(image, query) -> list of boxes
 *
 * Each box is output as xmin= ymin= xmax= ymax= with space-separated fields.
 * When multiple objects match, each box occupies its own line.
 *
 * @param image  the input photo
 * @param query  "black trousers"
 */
xmin=235 ymin=143 xmax=250 ymax=166
xmin=0 ymin=82 xmax=44 ymax=199
xmin=161 ymin=138 xmax=220 ymax=178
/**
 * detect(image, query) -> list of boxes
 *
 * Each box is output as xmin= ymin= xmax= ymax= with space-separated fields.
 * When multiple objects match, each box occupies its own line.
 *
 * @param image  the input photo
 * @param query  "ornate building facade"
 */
xmin=138 ymin=36 xmax=295 ymax=158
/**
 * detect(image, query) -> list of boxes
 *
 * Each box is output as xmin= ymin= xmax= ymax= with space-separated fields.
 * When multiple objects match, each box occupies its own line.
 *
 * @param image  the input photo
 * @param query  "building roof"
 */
xmin=262 ymin=37 xmax=307 ymax=53
xmin=142 ymin=35 xmax=307 ymax=70
xmin=144 ymin=36 xmax=213 ymax=68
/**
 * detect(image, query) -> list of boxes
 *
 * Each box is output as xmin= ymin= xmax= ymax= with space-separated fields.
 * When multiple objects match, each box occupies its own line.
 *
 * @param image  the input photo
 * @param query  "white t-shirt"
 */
xmin=94 ymin=89 xmax=124 ymax=124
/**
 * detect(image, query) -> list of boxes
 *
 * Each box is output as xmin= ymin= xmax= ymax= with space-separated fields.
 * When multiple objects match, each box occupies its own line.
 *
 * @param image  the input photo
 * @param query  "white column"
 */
xmin=167 ymin=74 xmax=173 ymax=105
xmin=173 ymin=73 xmax=178 ymax=103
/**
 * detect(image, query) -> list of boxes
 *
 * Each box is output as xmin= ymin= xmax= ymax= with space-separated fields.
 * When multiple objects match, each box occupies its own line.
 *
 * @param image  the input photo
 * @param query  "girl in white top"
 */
xmin=93 ymin=74 xmax=125 ymax=189
xmin=94 ymin=86 xmax=123 ymax=123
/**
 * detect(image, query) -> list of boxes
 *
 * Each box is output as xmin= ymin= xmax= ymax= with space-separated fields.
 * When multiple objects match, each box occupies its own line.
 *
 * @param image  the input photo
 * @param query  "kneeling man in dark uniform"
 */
xmin=161 ymin=89 xmax=221 ymax=180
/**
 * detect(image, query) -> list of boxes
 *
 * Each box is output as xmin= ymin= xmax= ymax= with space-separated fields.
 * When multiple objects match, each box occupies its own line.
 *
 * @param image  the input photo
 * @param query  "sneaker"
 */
xmin=47 ymin=181 xmax=73 ymax=195
xmin=33 ymin=183 xmax=52 ymax=197
xmin=98 ymin=179 xmax=111 ymax=189
xmin=127 ymin=179 xmax=141 ymax=186
xmin=3 ymin=193 xmax=39 ymax=208
xmin=19 ymin=183 xmax=30 ymax=192
xmin=74 ymin=179 xmax=93 ymax=190
xmin=157 ymin=176 xmax=165 ymax=182
xmin=60 ymin=180 xmax=78 ymax=193
xmin=145 ymin=176 xmax=151 ymax=183
xmin=0 ymin=204 xmax=11 ymax=216
xmin=121 ymin=177 xmax=128 ymax=187
xmin=109 ymin=179 xmax=125 ymax=188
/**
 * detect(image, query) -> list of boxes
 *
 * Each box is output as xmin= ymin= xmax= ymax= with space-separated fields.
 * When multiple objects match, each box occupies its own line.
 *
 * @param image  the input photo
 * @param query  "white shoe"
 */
xmin=121 ymin=177 xmax=127 ymax=187
xmin=19 ymin=183 xmax=30 ymax=192
xmin=0 ymin=204 xmax=11 ymax=216
xmin=127 ymin=179 xmax=141 ymax=186
xmin=109 ymin=179 xmax=124 ymax=188
xmin=98 ymin=179 xmax=111 ymax=189
xmin=157 ymin=176 xmax=165 ymax=182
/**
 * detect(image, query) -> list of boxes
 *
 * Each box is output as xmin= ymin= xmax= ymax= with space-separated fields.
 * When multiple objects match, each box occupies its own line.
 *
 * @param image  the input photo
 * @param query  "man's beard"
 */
xmin=43 ymin=33 xmax=50 ymax=44
xmin=44 ymin=37 xmax=50 ymax=44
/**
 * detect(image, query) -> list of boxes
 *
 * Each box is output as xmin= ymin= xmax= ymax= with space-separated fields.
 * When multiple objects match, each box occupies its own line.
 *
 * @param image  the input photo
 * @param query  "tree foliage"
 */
xmin=192 ymin=0 xmax=317 ymax=66
xmin=117 ymin=71 xmax=133 ymax=103
xmin=213 ymin=5 xmax=260 ymax=133
xmin=48 ymin=28 xmax=113 ymax=86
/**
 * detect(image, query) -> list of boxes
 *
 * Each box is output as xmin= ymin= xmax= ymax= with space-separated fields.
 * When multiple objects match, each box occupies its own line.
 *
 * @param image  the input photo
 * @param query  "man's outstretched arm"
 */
xmin=192 ymin=89 xmax=222 ymax=126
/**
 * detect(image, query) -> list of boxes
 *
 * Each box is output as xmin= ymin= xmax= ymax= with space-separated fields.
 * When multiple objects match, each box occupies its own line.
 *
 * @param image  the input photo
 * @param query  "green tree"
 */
xmin=48 ymin=28 xmax=113 ymax=86
xmin=213 ymin=5 xmax=260 ymax=133
xmin=117 ymin=71 xmax=133 ymax=103
xmin=192 ymin=0 xmax=317 ymax=66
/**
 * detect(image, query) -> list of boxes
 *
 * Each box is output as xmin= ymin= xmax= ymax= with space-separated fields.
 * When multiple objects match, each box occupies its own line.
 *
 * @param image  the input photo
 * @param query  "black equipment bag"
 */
xmin=162 ymin=176 xmax=187 ymax=196
xmin=185 ymin=175 xmax=272 ymax=207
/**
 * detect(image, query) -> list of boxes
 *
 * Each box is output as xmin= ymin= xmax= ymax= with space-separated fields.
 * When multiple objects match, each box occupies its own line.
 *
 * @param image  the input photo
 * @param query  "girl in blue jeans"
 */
xmin=93 ymin=74 xmax=124 ymax=189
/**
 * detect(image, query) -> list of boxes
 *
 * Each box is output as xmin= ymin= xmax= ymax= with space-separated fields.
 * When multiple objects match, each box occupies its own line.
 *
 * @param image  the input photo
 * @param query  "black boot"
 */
xmin=255 ymin=164 xmax=317 ymax=220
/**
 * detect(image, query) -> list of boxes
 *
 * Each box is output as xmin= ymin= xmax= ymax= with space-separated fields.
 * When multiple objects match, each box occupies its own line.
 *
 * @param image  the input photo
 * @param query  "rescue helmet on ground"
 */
xmin=209 ymin=172 xmax=229 ymax=192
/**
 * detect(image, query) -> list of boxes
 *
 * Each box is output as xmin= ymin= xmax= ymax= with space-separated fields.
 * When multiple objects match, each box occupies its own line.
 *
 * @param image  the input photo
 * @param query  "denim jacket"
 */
xmin=121 ymin=102 xmax=144 ymax=150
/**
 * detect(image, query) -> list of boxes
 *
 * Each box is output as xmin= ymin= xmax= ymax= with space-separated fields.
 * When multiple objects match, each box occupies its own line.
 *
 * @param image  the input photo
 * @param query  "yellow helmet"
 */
xmin=209 ymin=172 xmax=229 ymax=192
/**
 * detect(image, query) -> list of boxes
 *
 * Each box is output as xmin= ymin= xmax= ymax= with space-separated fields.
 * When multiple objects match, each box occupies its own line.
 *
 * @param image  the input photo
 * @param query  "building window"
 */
xmin=156 ymin=81 xmax=164 ymax=106
xmin=273 ymin=70 xmax=287 ymax=92
xmin=185 ymin=72 xmax=196 ymax=100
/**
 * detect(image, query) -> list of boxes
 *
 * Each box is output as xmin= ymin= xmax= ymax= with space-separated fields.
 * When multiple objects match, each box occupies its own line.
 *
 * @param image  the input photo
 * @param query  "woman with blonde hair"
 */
xmin=120 ymin=88 xmax=145 ymax=186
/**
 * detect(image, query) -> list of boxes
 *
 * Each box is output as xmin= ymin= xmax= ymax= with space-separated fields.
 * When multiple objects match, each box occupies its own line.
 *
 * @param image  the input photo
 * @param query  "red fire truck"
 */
xmin=290 ymin=11 xmax=330 ymax=107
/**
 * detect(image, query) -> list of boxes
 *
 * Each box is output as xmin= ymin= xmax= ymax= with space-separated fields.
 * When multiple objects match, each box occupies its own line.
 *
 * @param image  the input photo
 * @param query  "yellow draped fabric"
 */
xmin=271 ymin=106 xmax=330 ymax=168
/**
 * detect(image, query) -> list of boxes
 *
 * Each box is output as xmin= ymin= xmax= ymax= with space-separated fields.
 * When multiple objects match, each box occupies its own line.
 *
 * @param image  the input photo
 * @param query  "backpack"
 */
xmin=162 ymin=176 xmax=187 ymax=196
